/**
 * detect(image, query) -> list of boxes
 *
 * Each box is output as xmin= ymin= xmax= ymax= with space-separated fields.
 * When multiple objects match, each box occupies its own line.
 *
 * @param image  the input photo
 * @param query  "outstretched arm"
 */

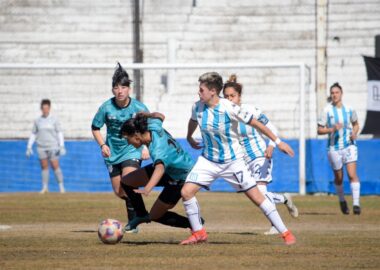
xmin=248 ymin=118 xmax=294 ymax=157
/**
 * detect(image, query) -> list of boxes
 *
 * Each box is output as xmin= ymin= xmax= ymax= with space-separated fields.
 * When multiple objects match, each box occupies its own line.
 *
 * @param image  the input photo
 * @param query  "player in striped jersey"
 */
xmin=223 ymin=74 xmax=298 ymax=235
xmin=180 ymin=72 xmax=296 ymax=245
xmin=91 ymin=63 xmax=150 ymax=232
xmin=317 ymin=82 xmax=361 ymax=215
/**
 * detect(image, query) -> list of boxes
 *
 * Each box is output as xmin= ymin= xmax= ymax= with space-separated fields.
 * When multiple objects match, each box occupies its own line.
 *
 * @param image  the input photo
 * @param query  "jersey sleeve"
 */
xmin=229 ymin=102 xmax=254 ymax=124
xmin=147 ymin=118 xmax=163 ymax=132
xmin=92 ymin=105 xmax=106 ymax=129
xmin=31 ymin=120 xmax=38 ymax=134
xmin=351 ymin=109 xmax=358 ymax=123
xmin=149 ymin=132 xmax=170 ymax=169
xmin=317 ymin=107 xmax=328 ymax=127
xmin=54 ymin=117 xmax=63 ymax=133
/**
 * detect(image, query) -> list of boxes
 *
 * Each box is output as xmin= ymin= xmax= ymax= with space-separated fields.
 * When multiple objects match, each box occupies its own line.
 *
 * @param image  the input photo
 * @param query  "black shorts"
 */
xmin=144 ymin=164 xmax=184 ymax=205
xmin=108 ymin=159 xmax=141 ymax=178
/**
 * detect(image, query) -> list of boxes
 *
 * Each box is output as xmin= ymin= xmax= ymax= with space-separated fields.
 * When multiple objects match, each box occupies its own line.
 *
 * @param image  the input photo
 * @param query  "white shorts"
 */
xmin=328 ymin=145 xmax=358 ymax=171
xmin=185 ymin=155 xmax=257 ymax=192
xmin=246 ymin=157 xmax=273 ymax=183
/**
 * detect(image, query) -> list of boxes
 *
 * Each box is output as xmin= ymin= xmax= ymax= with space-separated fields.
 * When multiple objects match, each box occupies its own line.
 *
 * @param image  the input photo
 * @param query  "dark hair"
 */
xmin=40 ymin=99 xmax=51 ymax=108
xmin=120 ymin=114 xmax=148 ymax=138
xmin=330 ymin=82 xmax=343 ymax=92
xmin=223 ymin=74 xmax=243 ymax=96
xmin=112 ymin=62 xmax=132 ymax=88
xmin=328 ymin=82 xmax=343 ymax=102
xmin=198 ymin=72 xmax=223 ymax=94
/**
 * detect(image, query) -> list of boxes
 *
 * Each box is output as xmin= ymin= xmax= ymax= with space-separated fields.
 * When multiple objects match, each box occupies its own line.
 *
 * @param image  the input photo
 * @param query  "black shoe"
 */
xmin=353 ymin=205 xmax=361 ymax=215
xmin=339 ymin=201 xmax=350 ymax=215
xmin=123 ymin=214 xmax=151 ymax=233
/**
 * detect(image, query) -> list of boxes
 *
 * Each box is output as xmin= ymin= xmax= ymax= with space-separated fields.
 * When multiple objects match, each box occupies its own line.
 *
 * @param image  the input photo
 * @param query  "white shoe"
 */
xmin=284 ymin=193 xmax=299 ymax=218
xmin=39 ymin=188 xmax=48 ymax=194
xmin=264 ymin=226 xmax=279 ymax=235
xmin=59 ymin=188 xmax=66 ymax=194
xmin=59 ymin=183 xmax=65 ymax=193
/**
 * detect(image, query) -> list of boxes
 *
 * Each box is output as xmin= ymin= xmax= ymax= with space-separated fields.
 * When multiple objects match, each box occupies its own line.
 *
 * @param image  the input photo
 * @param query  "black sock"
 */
xmin=155 ymin=211 xmax=192 ymax=229
xmin=121 ymin=183 xmax=148 ymax=217
xmin=123 ymin=196 xmax=136 ymax=221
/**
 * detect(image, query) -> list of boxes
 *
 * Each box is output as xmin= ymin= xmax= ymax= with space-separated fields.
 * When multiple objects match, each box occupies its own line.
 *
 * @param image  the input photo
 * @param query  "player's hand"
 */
xmin=59 ymin=147 xmax=66 ymax=156
xmin=265 ymin=145 xmax=274 ymax=159
xmin=134 ymin=188 xmax=150 ymax=196
xmin=141 ymin=147 xmax=150 ymax=160
xmin=350 ymin=133 xmax=357 ymax=141
xmin=101 ymin=144 xmax=111 ymax=158
xmin=26 ymin=148 xmax=33 ymax=157
xmin=187 ymin=137 xmax=202 ymax=149
xmin=333 ymin=123 xmax=343 ymax=132
xmin=278 ymin=141 xmax=295 ymax=157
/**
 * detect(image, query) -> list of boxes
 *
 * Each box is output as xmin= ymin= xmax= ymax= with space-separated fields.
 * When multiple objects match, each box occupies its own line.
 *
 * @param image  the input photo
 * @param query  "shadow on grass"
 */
xmin=301 ymin=212 xmax=336 ymax=216
xmin=225 ymin=232 xmax=258 ymax=236
xmin=71 ymin=230 xmax=97 ymax=233
xmin=120 ymin=240 xmax=249 ymax=245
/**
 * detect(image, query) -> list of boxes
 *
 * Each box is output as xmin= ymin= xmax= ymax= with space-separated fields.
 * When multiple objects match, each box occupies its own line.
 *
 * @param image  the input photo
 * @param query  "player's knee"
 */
xmin=181 ymin=186 xmax=194 ymax=201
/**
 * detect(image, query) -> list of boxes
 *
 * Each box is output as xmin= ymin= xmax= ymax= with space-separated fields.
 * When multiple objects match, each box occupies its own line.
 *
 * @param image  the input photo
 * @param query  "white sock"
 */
xmin=350 ymin=182 xmax=360 ymax=206
xmin=183 ymin=197 xmax=203 ymax=232
xmin=335 ymin=184 xmax=345 ymax=202
xmin=42 ymin=169 xmax=49 ymax=189
xmin=259 ymin=198 xmax=287 ymax=234
xmin=54 ymin=168 xmax=64 ymax=184
xmin=270 ymin=193 xmax=286 ymax=204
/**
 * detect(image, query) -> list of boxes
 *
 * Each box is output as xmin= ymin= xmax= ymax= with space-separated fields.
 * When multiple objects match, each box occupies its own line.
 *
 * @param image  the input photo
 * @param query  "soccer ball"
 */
xmin=98 ymin=219 xmax=124 ymax=244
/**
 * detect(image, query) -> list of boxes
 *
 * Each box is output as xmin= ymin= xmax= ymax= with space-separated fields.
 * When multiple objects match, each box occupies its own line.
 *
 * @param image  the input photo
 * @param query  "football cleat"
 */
xmin=353 ymin=205 xmax=361 ymax=215
xmin=180 ymin=228 xmax=208 ymax=245
xmin=339 ymin=201 xmax=350 ymax=215
xmin=284 ymin=193 xmax=299 ymax=218
xmin=123 ymin=214 xmax=151 ymax=233
xmin=281 ymin=230 xmax=296 ymax=245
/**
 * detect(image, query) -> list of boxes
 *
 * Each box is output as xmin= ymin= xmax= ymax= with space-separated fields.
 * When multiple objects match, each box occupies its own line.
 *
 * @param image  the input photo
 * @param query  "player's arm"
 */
xmin=134 ymin=163 xmax=165 ymax=196
xmin=350 ymin=121 xmax=359 ymax=140
xmin=317 ymin=124 xmax=341 ymax=135
xmin=187 ymin=119 xmax=202 ymax=149
xmin=247 ymin=118 xmax=294 ymax=157
xmin=91 ymin=127 xmax=110 ymax=158
xmin=137 ymin=111 xmax=165 ymax=122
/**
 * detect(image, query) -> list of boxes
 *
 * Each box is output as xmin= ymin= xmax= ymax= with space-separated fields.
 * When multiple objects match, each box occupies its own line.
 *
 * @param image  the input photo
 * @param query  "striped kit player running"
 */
xmin=180 ymin=72 xmax=296 ymax=245
xmin=318 ymin=82 xmax=361 ymax=215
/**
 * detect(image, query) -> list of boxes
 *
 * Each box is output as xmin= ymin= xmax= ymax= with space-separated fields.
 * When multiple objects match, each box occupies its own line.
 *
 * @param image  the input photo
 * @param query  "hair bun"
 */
xmin=228 ymin=74 xmax=237 ymax=83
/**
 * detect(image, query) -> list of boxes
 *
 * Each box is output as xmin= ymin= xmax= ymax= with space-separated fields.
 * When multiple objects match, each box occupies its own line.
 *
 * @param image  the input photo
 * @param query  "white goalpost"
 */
xmin=0 ymin=62 xmax=310 ymax=195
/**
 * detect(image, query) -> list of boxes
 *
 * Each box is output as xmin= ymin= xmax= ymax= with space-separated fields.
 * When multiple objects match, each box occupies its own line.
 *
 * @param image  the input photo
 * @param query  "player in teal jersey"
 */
xmin=119 ymin=113 xmax=200 ymax=232
xmin=91 ymin=63 xmax=150 ymax=232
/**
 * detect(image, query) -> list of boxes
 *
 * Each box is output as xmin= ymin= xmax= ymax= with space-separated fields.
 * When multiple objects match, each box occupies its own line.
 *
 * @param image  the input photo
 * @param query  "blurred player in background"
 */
xmin=120 ymin=112 xmax=203 ymax=232
xmin=317 ymin=82 xmax=361 ymax=215
xmin=91 ymin=63 xmax=150 ymax=232
xmin=181 ymin=72 xmax=296 ymax=245
xmin=223 ymin=74 xmax=298 ymax=235
xmin=26 ymin=99 xmax=66 ymax=194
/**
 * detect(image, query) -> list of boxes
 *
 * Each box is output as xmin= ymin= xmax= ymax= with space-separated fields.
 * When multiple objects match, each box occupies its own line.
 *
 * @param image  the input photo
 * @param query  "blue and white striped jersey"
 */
xmin=318 ymin=104 xmax=358 ymax=151
xmin=238 ymin=104 xmax=278 ymax=163
xmin=191 ymin=98 xmax=254 ymax=163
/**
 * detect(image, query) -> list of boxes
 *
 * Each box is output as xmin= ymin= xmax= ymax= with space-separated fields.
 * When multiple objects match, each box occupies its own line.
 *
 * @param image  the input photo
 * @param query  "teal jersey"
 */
xmin=147 ymin=118 xmax=194 ymax=182
xmin=92 ymin=97 xmax=149 ymax=165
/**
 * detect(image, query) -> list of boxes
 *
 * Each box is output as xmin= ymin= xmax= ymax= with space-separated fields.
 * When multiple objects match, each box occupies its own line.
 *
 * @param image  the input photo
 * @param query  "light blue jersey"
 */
xmin=318 ymin=104 xmax=358 ymax=151
xmin=92 ymin=97 xmax=149 ymax=165
xmin=191 ymin=98 xmax=254 ymax=163
xmin=147 ymin=118 xmax=194 ymax=181
xmin=238 ymin=104 xmax=278 ymax=163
